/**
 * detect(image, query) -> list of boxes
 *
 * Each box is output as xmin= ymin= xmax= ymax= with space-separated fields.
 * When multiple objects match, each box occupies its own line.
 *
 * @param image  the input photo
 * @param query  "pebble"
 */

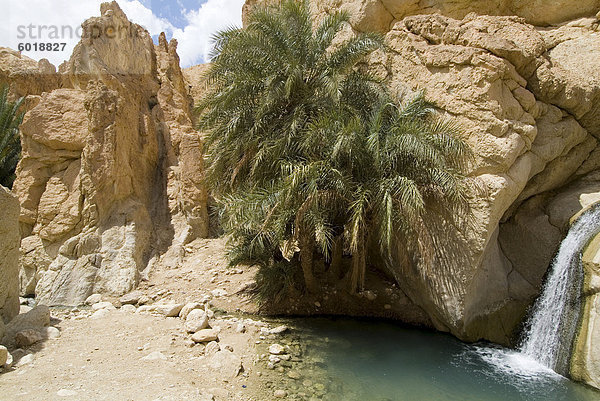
xmin=314 ymin=302 xmax=321 ymax=308
xmin=57 ymin=389 xmax=78 ymax=397
xmin=179 ymin=302 xmax=203 ymax=319
xmin=16 ymin=353 xmax=34 ymax=366
xmin=269 ymin=325 xmax=288 ymax=334
xmin=204 ymin=341 xmax=221 ymax=356
xmin=269 ymin=344 xmax=286 ymax=355
xmin=384 ymin=304 xmax=391 ymax=310
xmin=287 ymin=371 xmax=301 ymax=379
xmin=235 ymin=323 xmax=246 ymax=333
xmin=42 ymin=326 xmax=61 ymax=339
xmin=274 ymin=389 xmax=287 ymax=398
xmin=120 ymin=304 xmax=136 ymax=313
xmin=141 ymin=351 xmax=167 ymax=361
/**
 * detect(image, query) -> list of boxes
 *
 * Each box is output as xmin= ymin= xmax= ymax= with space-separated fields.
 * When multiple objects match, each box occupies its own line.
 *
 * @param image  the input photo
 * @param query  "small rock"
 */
xmin=19 ymin=297 xmax=28 ymax=305
xmin=120 ymin=304 xmax=136 ymax=313
xmin=42 ymin=326 xmax=61 ymax=340
xmin=211 ymin=289 xmax=228 ymax=298
xmin=179 ymin=302 xmax=203 ymax=319
xmin=85 ymin=294 xmax=103 ymax=305
xmin=363 ymin=290 xmax=377 ymax=301
xmin=92 ymin=301 xmax=115 ymax=311
xmin=90 ymin=309 xmax=110 ymax=319
xmin=185 ymin=309 xmax=209 ymax=333
xmin=267 ymin=362 xmax=275 ymax=369
xmin=0 ymin=346 xmax=7 ymax=366
xmin=119 ymin=290 xmax=143 ymax=305
xmin=57 ymin=389 xmax=78 ymax=397
xmin=235 ymin=323 xmax=246 ymax=333
xmin=141 ymin=351 xmax=167 ymax=361
xmin=279 ymin=354 xmax=291 ymax=361
xmin=384 ymin=304 xmax=391 ymax=310
xmin=5 ymin=351 xmax=13 ymax=368
xmin=268 ymin=344 xmax=286 ymax=355
xmin=191 ymin=329 xmax=219 ymax=343
xmin=15 ymin=329 xmax=43 ymax=347
xmin=19 ymin=305 xmax=32 ymax=314
xmin=269 ymin=355 xmax=281 ymax=363
xmin=314 ymin=302 xmax=321 ymax=308
xmin=204 ymin=341 xmax=221 ymax=356
xmin=287 ymin=371 xmax=301 ymax=379
xmin=269 ymin=325 xmax=288 ymax=334
xmin=206 ymin=350 xmax=243 ymax=379
xmin=155 ymin=303 xmax=185 ymax=317
xmin=15 ymin=353 xmax=34 ymax=366
xmin=137 ymin=295 xmax=151 ymax=305
xmin=274 ymin=389 xmax=287 ymax=398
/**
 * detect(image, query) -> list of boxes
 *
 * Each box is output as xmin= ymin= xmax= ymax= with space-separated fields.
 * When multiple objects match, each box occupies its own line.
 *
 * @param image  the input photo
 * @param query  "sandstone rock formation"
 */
xmin=11 ymin=1 xmax=208 ymax=306
xmin=241 ymin=1 xmax=600 ymax=348
xmin=0 ymin=185 xmax=20 ymax=326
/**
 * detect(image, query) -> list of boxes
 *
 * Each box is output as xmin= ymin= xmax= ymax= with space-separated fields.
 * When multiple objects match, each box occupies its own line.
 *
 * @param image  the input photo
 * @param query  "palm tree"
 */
xmin=339 ymin=92 xmax=476 ymax=293
xmin=199 ymin=0 xmax=384 ymax=292
xmin=0 ymin=85 xmax=24 ymax=188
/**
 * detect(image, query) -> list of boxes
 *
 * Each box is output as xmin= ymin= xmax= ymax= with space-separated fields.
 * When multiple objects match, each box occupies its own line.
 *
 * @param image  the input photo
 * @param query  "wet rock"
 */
xmin=288 ymin=371 xmax=301 ymax=379
xmin=269 ymin=325 xmax=289 ymax=334
xmin=274 ymin=389 xmax=287 ymax=398
xmin=191 ymin=329 xmax=218 ymax=343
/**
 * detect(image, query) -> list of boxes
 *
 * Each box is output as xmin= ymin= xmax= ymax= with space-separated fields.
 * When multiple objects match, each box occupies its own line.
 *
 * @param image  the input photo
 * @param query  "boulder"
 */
xmin=206 ymin=350 xmax=243 ymax=379
xmin=184 ymin=309 xmax=209 ymax=333
xmin=0 ymin=186 xmax=20 ymax=324
xmin=2 ymin=305 xmax=50 ymax=346
xmin=15 ymin=329 xmax=43 ymax=347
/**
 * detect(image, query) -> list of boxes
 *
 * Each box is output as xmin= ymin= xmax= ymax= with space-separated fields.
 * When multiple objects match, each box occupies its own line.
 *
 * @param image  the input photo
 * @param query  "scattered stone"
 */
xmin=120 ymin=304 xmax=136 ymax=313
xmin=235 ymin=323 xmax=246 ymax=333
xmin=0 ymin=346 xmax=7 ymax=366
xmin=42 ymin=326 xmax=61 ymax=339
xmin=205 ymin=341 xmax=221 ymax=356
xmin=19 ymin=297 xmax=28 ymax=305
xmin=4 ymin=351 xmax=13 ymax=368
xmin=141 ymin=351 xmax=167 ymax=361
xmin=85 ymin=294 xmax=102 ymax=305
xmin=137 ymin=295 xmax=151 ymax=305
xmin=267 ymin=362 xmax=275 ymax=369
xmin=179 ymin=302 xmax=203 ymax=319
xmin=138 ymin=303 xmax=184 ymax=317
xmin=269 ymin=355 xmax=281 ymax=363
xmin=90 ymin=309 xmax=110 ymax=319
xmin=274 ymin=389 xmax=287 ymax=398
xmin=207 ymin=350 xmax=243 ymax=379
xmin=280 ymin=354 xmax=291 ymax=361
xmin=119 ymin=290 xmax=143 ymax=305
xmin=384 ymin=304 xmax=391 ymax=310
xmin=269 ymin=344 xmax=286 ymax=355
xmin=211 ymin=289 xmax=228 ymax=298
xmin=287 ymin=371 xmax=301 ymax=380
xmin=15 ymin=353 xmax=34 ymax=366
xmin=269 ymin=325 xmax=288 ymax=334
xmin=92 ymin=301 xmax=116 ymax=311
xmin=191 ymin=329 xmax=218 ymax=343
xmin=57 ymin=389 xmax=78 ymax=397
xmin=185 ymin=309 xmax=209 ymax=333
xmin=314 ymin=302 xmax=321 ymax=308
xmin=15 ymin=329 xmax=44 ymax=347
xmin=224 ymin=344 xmax=234 ymax=352
xmin=363 ymin=290 xmax=377 ymax=301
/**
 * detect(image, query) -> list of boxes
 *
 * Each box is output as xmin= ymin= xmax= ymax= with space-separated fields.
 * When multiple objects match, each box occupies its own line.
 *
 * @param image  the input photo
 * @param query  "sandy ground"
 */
xmin=0 ymin=238 xmax=275 ymax=401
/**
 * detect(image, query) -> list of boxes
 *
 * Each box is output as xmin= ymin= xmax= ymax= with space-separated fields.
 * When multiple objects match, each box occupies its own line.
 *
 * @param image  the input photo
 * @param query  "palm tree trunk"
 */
xmin=329 ymin=235 xmax=343 ymax=280
xmin=349 ymin=233 xmax=366 ymax=293
xmin=300 ymin=235 xmax=317 ymax=293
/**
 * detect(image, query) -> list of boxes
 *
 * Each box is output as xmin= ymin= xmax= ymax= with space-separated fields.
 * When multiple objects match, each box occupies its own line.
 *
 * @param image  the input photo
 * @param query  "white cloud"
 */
xmin=172 ymin=0 xmax=245 ymax=67
xmin=0 ymin=0 xmax=243 ymax=69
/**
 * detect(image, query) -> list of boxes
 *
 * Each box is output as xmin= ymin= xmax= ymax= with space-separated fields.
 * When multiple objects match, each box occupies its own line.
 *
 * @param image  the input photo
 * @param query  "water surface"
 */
xmin=287 ymin=318 xmax=600 ymax=401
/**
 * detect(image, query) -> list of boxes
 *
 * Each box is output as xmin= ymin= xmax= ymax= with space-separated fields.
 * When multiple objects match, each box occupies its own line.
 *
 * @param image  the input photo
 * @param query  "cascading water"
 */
xmin=519 ymin=204 xmax=600 ymax=375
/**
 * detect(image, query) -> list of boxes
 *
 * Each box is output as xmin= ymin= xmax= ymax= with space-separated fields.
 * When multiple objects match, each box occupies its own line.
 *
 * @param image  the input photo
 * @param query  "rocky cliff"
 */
xmin=9 ymin=1 xmax=208 ymax=306
xmin=238 ymin=0 xmax=600 ymax=349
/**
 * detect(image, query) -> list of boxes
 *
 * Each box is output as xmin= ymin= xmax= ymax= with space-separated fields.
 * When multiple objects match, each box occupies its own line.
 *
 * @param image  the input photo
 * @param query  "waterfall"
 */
xmin=519 ymin=205 xmax=600 ymax=375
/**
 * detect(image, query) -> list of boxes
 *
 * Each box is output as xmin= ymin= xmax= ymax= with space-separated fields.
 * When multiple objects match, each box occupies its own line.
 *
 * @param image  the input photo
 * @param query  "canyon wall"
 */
xmin=9 ymin=1 xmax=208 ymax=306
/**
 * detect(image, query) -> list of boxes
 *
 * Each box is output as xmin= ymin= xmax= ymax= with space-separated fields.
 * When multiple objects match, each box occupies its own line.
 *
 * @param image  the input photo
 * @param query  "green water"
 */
xmin=282 ymin=318 xmax=600 ymax=401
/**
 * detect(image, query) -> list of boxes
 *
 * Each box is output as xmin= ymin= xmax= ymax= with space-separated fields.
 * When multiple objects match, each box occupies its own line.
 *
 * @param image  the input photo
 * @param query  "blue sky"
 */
xmin=0 ymin=0 xmax=245 ymax=68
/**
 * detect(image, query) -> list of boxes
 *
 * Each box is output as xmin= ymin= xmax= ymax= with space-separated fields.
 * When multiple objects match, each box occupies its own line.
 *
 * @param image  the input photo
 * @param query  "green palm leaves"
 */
xmin=199 ymin=0 xmax=474 ymax=299
xmin=0 ymin=86 xmax=24 ymax=188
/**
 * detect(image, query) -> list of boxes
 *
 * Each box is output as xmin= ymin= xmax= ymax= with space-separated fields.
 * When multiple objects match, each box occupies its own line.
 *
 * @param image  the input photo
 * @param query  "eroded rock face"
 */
xmin=0 ymin=186 xmax=20 ymax=325
xmin=11 ymin=1 xmax=208 ymax=306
